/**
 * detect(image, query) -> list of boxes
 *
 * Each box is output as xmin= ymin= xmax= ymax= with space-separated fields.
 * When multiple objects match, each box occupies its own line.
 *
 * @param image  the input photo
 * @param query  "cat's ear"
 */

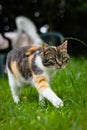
xmin=42 ymin=43 xmax=48 ymax=55
xmin=60 ymin=40 xmax=68 ymax=50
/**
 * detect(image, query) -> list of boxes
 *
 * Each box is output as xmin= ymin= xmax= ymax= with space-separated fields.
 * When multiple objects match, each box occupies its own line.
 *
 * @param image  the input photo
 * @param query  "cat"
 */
xmin=6 ymin=40 xmax=70 ymax=108
xmin=4 ymin=16 xmax=44 ymax=48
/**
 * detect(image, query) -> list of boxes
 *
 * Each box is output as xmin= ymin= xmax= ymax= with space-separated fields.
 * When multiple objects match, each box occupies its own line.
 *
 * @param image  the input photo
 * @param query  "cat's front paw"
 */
xmin=13 ymin=96 xmax=20 ymax=104
xmin=52 ymin=98 xmax=64 ymax=108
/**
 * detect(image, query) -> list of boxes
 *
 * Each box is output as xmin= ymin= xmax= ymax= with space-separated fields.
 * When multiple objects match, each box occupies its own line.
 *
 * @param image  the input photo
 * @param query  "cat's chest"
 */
xmin=45 ymin=67 xmax=56 ymax=80
xmin=35 ymin=55 xmax=56 ymax=80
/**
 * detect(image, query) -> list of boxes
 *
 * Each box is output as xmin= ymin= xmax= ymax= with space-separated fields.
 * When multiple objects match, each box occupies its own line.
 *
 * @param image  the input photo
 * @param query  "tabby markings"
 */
xmin=33 ymin=75 xmax=49 ymax=92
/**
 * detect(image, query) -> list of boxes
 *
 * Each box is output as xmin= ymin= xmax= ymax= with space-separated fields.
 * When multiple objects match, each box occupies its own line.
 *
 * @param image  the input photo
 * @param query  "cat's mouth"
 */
xmin=56 ymin=65 xmax=62 ymax=69
xmin=55 ymin=61 xmax=69 ymax=69
xmin=56 ymin=65 xmax=66 ymax=69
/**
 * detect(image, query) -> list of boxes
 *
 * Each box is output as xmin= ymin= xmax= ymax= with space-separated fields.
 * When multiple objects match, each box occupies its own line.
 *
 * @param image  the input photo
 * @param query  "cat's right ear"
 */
xmin=42 ymin=44 xmax=48 ymax=55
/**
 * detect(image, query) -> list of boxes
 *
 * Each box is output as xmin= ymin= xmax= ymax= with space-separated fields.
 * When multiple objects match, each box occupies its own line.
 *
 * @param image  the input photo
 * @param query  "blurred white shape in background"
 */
xmin=40 ymin=24 xmax=49 ymax=34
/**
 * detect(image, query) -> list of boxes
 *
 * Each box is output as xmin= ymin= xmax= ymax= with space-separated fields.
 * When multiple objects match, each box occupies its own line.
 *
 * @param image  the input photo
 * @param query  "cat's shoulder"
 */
xmin=7 ymin=45 xmax=42 ymax=60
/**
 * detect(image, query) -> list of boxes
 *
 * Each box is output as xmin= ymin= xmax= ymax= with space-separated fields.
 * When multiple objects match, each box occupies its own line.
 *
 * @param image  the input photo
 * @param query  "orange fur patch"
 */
xmin=28 ymin=54 xmax=34 ymax=74
xmin=10 ymin=61 xmax=20 ymax=78
xmin=38 ymin=83 xmax=49 ymax=91
xmin=26 ymin=46 xmax=39 ymax=56
xmin=34 ymin=76 xmax=49 ymax=91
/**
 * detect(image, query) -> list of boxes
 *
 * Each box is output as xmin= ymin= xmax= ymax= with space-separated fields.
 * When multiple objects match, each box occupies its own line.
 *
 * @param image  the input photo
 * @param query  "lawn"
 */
xmin=0 ymin=56 xmax=87 ymax=130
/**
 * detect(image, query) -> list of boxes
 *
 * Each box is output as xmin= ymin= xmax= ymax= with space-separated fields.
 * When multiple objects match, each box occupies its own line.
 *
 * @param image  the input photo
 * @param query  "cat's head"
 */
xmin=42 ymin=40 xmax=70 ymax=69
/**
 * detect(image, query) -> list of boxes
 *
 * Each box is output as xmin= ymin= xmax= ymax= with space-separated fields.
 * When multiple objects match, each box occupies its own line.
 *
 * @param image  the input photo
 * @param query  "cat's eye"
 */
xmin=63 ymin=56 xmax=70 ymax=63
xmin=57 ymin=53 xmax=63 ymax=58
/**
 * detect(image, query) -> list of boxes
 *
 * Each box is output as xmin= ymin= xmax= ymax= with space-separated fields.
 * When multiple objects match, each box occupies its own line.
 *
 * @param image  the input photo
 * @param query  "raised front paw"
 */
xmin=52 ymin=98 xmax=64 ymax=108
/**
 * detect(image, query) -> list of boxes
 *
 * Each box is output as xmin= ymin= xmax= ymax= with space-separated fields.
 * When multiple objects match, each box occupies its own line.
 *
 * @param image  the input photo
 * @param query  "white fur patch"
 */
xmin=35 ymin=55 xmax=44 ymax=70
xmin=35 ymin=55 xmax=50 ymax=81
xmin=35 ymin=55 xmax=56 ymax=80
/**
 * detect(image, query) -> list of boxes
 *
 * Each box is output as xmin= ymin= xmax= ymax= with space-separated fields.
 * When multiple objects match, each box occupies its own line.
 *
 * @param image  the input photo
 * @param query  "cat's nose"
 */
xmin=56 ymin=60 xmax=62 ymax=69
xmin=56 ymin=59 xmax=62 ymax=66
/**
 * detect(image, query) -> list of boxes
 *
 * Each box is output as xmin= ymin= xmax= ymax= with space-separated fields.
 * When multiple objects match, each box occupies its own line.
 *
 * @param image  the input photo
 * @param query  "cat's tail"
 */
xmin=15 ymin=16 xmax=44 ymax=46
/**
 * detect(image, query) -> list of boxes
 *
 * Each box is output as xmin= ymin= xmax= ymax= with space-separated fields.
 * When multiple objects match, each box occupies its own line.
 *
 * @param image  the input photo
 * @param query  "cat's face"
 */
xmin=42 ymin=40 xmax=70 ymax=69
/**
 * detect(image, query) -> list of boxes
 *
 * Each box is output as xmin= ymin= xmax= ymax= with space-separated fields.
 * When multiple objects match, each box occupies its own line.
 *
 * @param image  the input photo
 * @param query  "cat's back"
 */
xmin=6 ymin=46 xmax=43 ymax=82
xmin=6 ymin=46 xmax=31 ymax=80
xmin=6 ymin=46 xmax=30 ymax=62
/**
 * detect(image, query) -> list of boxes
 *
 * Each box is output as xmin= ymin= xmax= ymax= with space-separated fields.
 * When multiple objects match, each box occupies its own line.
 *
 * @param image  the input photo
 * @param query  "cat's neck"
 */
xmin=35 ymin=54 xmax=56 ymax=80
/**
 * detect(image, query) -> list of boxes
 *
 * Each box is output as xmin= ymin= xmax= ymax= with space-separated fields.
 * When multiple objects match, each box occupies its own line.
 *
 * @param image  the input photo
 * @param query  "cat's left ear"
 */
xmin=60 ymin=40 xmax=68 ymax=50
xmin=42 ymin=43 xmax=48 ymax=55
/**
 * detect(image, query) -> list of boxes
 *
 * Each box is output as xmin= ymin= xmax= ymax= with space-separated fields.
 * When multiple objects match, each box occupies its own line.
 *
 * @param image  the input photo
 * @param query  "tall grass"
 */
xmin=0 ymin=56 xmax=87 ymax=130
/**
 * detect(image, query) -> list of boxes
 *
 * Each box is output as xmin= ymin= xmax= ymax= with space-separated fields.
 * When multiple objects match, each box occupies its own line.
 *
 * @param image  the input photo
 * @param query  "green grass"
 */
xmin=0 ymin=56 xmax=87 ymax=130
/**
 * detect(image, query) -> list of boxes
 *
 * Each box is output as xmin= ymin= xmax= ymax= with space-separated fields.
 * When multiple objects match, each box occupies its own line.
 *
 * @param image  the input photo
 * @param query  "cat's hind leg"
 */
xmin=7 ymin=68 xmax=20 ymax=103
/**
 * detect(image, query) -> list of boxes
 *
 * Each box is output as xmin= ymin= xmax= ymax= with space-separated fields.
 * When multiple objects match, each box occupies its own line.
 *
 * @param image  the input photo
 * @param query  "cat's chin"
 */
xmin=62 ymin=65 xmax=66 ymax=69
xmin=56 ymin=65 xmax=66 ymax=69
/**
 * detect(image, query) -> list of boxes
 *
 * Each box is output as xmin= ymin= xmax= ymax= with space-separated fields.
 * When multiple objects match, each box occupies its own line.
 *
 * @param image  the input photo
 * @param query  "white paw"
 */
xmin=52 ymin=98 xmax=64 ymax=108
xmin=13 ymin=96 xmax=20 ymax=104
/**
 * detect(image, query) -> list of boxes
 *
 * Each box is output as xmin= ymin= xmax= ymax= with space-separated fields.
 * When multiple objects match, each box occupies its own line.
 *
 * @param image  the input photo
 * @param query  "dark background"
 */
xmin=0 ymin=0 xmax=87 ymax=55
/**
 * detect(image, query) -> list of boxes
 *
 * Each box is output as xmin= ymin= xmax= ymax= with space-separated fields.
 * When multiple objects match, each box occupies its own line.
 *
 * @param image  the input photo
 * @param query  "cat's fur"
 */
xmin=6 ymin=40 xmax=70 ymax=108
xmin=4 ymin=16 xmax=44 ymax=48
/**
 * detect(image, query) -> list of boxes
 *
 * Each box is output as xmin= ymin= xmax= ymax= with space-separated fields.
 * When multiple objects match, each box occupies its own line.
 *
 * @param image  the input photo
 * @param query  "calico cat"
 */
xmin=6 ymin=40 xmax=70 ymax=108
